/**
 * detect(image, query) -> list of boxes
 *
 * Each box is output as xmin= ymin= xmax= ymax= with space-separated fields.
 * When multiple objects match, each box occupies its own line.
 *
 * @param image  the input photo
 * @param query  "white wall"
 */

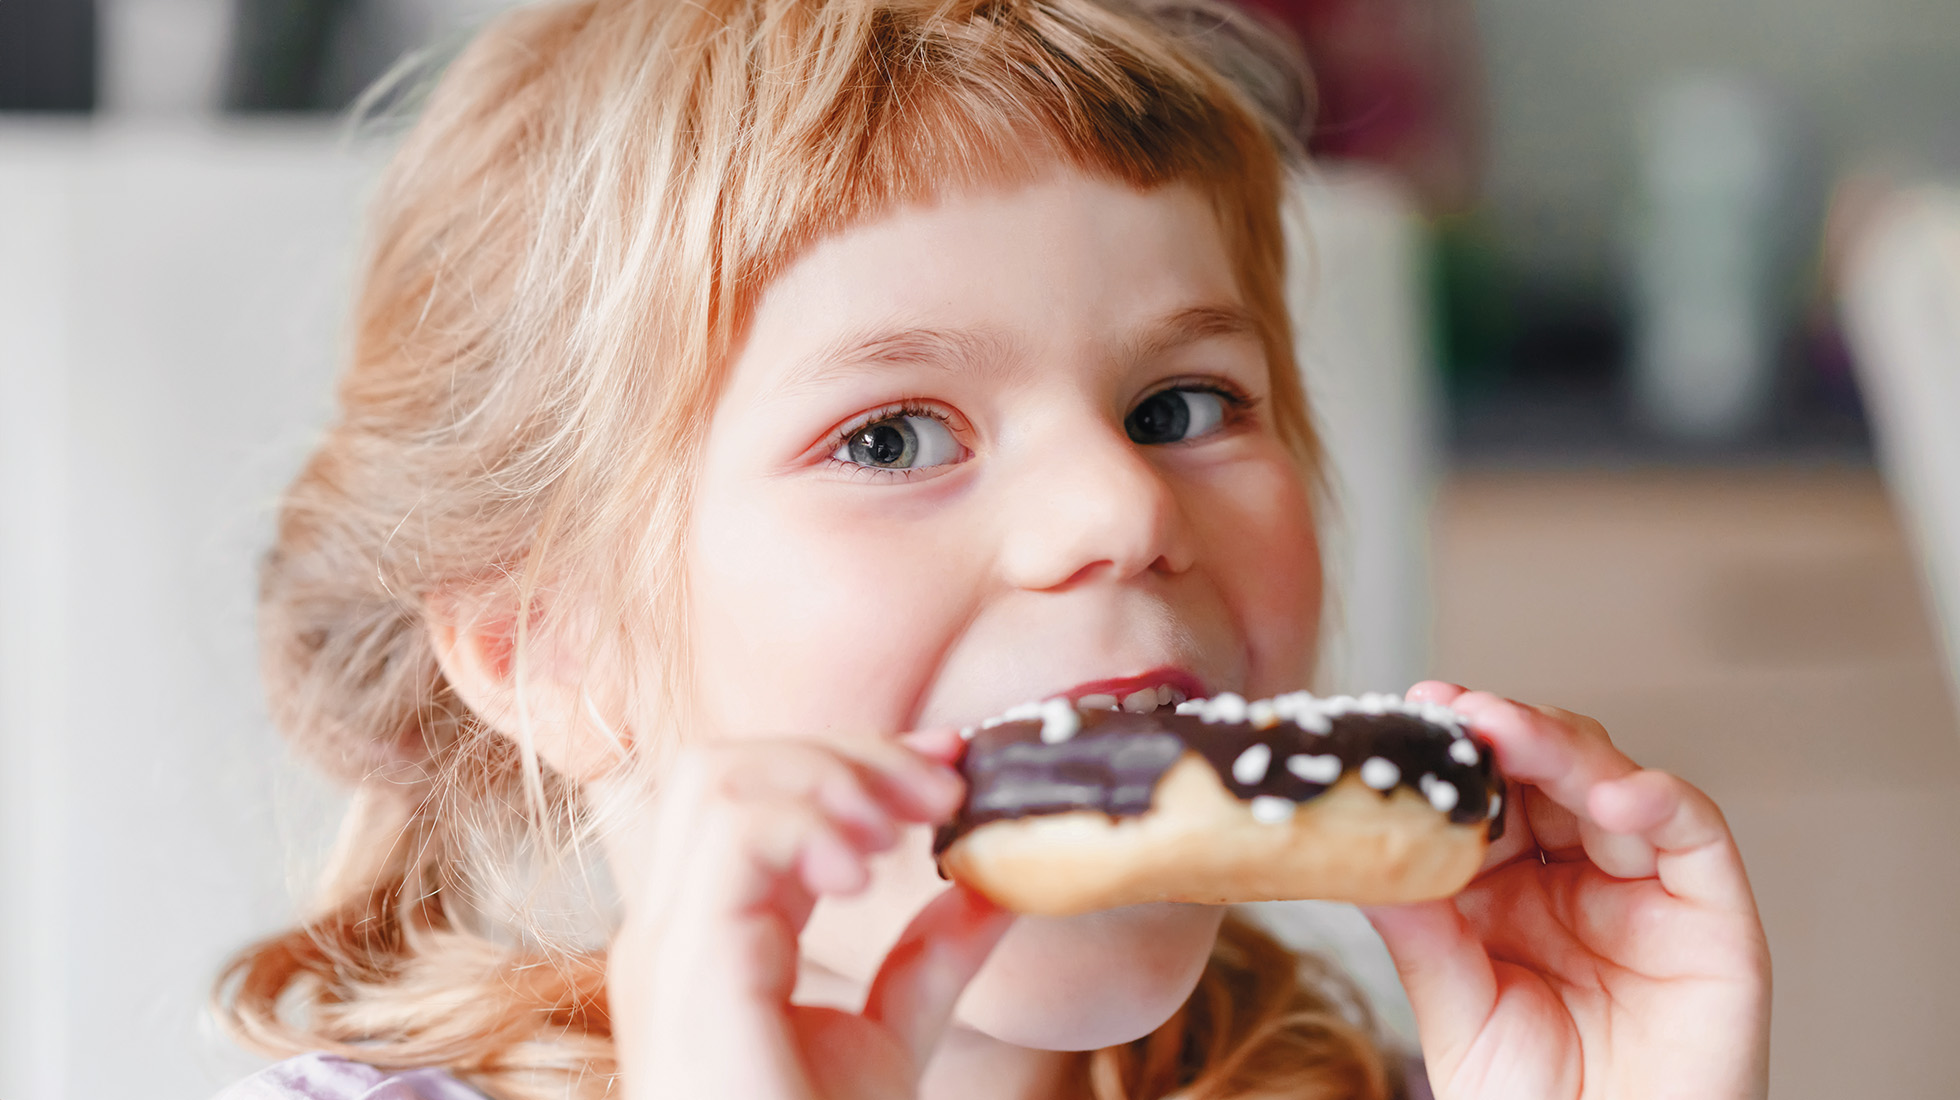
xmin=1291 ymin=168 xmax=1441 ymax=701
xmin=0 ymin=123 xmax=375 ymax=1100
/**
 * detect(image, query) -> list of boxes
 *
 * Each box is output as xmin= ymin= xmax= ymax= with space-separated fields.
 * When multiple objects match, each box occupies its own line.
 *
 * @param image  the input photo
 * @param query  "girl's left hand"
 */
xmin=1365 ymin=682 xmax=1772 ymax=1100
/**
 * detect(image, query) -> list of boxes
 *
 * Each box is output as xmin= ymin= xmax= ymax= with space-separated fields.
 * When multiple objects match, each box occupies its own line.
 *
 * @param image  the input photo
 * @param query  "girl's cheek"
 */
xmin=686 ymin=485 xmax=980 ymax=739
xmin=1195 ymin=452 xmax=1323 ymax=684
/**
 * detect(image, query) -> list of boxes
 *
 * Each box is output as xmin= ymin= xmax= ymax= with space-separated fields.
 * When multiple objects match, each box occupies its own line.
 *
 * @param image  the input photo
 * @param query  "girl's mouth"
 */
xmin=1060 ymin=667 xmax=1208 ymax=714
xmin=967 ymin=669 xmax=1215 ymax=736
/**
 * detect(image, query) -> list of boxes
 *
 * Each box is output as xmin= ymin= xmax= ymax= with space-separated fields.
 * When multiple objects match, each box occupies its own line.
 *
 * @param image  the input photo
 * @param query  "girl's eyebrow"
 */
xmin=1115 ymin=303 xmax=1263 ymax=364
xmin=776 ymin=324 xmax=1024 ymax=397
xmin=775 ymin=302 xmax=1261 ymax=396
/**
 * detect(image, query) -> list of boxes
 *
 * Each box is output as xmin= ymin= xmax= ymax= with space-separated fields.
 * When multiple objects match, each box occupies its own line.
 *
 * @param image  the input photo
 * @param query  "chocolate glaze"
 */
xmin=934 ymin=703 xmax=1505 ymax=856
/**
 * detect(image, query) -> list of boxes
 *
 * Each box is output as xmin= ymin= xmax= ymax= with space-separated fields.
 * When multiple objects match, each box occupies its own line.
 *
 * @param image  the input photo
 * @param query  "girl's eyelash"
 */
xmin=828 ymin=400 xmax=954 ymax=453
xmin=1143 ymin=378 xmax=1262 ymax=417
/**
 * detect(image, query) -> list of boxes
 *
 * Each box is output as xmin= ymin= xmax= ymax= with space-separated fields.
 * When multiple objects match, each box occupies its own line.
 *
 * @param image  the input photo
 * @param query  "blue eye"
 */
xmin=833 ymin=412 xmax=962 ymax=470
xmin=1126 ymin=388 xmax=1229 ymax=445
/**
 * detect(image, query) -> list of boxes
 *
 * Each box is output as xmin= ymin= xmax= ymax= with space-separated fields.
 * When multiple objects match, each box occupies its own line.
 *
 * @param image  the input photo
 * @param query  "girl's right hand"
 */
xmin=608 ymin=729 xmax=1012 ymax=1100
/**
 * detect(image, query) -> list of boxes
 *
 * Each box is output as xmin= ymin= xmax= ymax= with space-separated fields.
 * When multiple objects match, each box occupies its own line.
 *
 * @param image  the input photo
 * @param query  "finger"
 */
xmin=1523 ymin=784 xmax=1583 ymax=857
xmin=727 ymin=739 xmax=962 ymax=826
xmin=641 ymin=744 xmax=935 ymax=937
xmin=898 ymin=726 xmax=967 ymax=766
xmin=1362 ymin=899 xmax=1498 ymax=1065
xmin=1591 ymin=769 xmax=1758 ymax=913
xmin=862 ymin=885 xmax=1015 ymax=1070
xmin=797 ymin=816 xmax=877 ymax=896
xmin=716 ymin=750 xmax=907 ymax=855
xmin=1407 ymin=687 xmax=1576 ymax=870
xmin=1407 ymin=685 xmax=1552 ymax=873
xmin=660 ymin=782 xmax=880 ymax=928
xmin=810 ymin=764 xmax=901 ymax=852
xmin=1405 ymin=680 xmax=1468 ymax=705
xmin=630 ymin=797 xmax=822 ymax=1008
xmin=822 ymin=737 xmax=965 ymax=823
xmin=1577 ymin=819 xmax=1663 ymax=880
xmin=1450 ymin=697 xmax=1663 ymax=878
xmin=737 ymin=801 xmax=874 ymax=912
xmin=1449 ymin=693 xmax=1638 ymax=822
xmin=1526 ymin=704 xmax=1676 ymax=875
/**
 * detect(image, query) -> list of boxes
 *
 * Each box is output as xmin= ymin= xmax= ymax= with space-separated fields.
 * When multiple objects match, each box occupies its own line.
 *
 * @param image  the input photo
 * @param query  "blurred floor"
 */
xmin=1432 ymin=467 xmax=1960 ymax=1100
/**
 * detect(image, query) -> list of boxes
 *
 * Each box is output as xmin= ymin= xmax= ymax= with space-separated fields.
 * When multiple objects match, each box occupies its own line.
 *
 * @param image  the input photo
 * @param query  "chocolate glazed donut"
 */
xmin=933 ymin=693 xmax=1505 ymax=916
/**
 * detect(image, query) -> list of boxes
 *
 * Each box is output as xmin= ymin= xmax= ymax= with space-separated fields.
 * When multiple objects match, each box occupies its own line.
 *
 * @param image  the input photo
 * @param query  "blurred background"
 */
xmin=3 ymin=0 xmax=1958 ymax=1096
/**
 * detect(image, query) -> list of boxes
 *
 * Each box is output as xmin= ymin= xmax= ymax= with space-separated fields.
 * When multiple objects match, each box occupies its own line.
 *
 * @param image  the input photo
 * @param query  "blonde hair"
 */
xmin=215 ymin=0 xmax=1400 ymax=1096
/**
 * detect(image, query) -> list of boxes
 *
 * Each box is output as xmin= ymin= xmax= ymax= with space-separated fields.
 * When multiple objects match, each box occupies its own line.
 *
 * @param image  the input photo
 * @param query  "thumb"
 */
xmin=1363 ymin=899 xmax=1498 ymax=1063
xmin=862 ymin=884 xmax=1015 ymax=1068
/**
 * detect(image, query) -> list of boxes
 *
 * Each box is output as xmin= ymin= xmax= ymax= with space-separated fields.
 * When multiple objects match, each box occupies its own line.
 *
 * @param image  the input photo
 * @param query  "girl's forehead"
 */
xmin=734 ymin=172 xmax=1244 ymax=384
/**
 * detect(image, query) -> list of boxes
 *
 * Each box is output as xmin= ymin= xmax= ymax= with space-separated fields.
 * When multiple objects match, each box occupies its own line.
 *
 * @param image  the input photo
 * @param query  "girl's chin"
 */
xmin=953 ymin=901 xmax=1227 ymax=1050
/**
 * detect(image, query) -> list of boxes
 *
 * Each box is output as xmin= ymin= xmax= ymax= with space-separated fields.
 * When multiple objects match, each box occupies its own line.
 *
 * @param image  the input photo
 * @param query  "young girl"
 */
xmin=214 ymin=0 xmax=1772 ymax=1097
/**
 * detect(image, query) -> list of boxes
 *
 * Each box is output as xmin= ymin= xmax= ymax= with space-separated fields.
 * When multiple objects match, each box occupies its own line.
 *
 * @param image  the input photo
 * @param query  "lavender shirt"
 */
xmin=219 ymin=1049 xmax=1432 ymax=1099
xmin=215 ymin=1054 xmax=487 ymax=1100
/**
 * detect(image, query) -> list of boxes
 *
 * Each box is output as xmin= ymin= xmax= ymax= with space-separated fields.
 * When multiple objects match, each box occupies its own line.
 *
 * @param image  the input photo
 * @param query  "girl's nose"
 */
xmin=995 ymin=421 xmax=1197 ymax=591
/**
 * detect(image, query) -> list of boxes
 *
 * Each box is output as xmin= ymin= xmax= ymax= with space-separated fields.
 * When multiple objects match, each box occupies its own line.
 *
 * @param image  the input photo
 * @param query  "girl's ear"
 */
xmin=424 ymin=584 xmax=627 ymax=783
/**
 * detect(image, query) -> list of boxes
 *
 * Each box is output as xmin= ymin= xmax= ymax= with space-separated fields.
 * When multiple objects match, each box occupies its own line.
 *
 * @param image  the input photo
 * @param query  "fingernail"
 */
xmin=898 ymin=727 xmax=947 ymax=748
xmin=900 ymin=727 xmax=965 ymax=764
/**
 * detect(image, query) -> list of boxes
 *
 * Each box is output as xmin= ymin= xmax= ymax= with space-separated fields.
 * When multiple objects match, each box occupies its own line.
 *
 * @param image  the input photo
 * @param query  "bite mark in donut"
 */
xmin=934 ymin=692 xmax=1505 ymax=915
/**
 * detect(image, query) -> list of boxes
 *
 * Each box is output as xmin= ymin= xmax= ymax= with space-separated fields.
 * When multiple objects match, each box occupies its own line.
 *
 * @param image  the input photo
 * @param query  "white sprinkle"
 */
xmin=1421 ymin=701 xmax=1467 ymax=731
xmin=1359 ymin=757 xmax=1400 ymax=790
xmin=1175 ymin=699 xmax=1205 ymax=715
xmin=1293 ymin=707 xmax=1332 ymax=734
xmin=1231 ymin=743 xmax=1272 ymax=785
xmin=1248 ymin=699 xmax=1279 ymax=729
xmin=1315 ymin=694 xmax=1361 ymax=718
xmin=1424 ymin=774 xmax=1459 ymax=812
xmin=1208 ymin=693 xmax=1247 ymax=724
xmin=959 ymin=726 xmax=976 ymax=741
xmin=1282 ymin=692 xmax=1323 ymax=719
xmin=1039 ymin=698 xmax=1080 ymax=744
xmin=1286 ymin=753 xmax=1342 ymax=784
xmin=1310 ymin=692 xmax=1475 ymax=732
xmin=1450 ymin=739 xmax=1479 ymax=766
xmin=980 ymin=715 xmax=1006 ymax=729
xmin=1002 ymin=701 xmax=1043 ymax=722
xmin=1121 ymin=688 xmax=1159 ymax=713
xmin=1487 ymin=792 xmax=1503 ymax=820
xmin=1079 ymin=693 xmax=1118 ymax=711
xmin=1249 ymin=795 xmax=1295 ymax=824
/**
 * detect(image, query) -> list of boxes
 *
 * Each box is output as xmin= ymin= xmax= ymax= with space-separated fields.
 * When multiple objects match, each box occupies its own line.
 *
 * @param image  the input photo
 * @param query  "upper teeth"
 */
xmin=1079 ymin=684 xmax=1186 ymax=712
